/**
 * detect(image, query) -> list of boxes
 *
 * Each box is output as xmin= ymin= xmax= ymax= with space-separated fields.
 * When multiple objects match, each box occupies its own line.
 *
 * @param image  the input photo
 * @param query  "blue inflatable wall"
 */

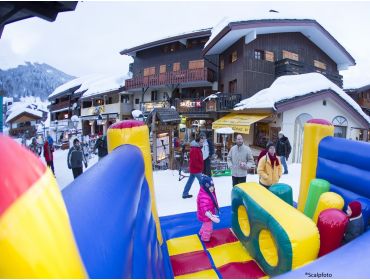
xmin=62 ymin=145 xmax=165 ymax=278
xmin=316 ymin=136 xmax=370 ymax=226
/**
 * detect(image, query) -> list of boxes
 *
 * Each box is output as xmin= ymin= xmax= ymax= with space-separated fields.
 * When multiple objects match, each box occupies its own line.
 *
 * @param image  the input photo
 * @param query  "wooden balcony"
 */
xmin=275 ymin=58 xmax=343 ymax=87
xmin=125 ymin=68 xmax=216 ymax=90
xmin=174 ymin=93 xmax=241 ymax=114
xmin=9 ymin=126 xmax=37 ymax=137
xmin=48 ymin=100 xmax=70 ymax=112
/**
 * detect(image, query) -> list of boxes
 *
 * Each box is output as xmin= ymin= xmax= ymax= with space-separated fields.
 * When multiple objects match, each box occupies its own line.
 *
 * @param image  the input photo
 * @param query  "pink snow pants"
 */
xmin=199 ymin=221 xmax=213 ymax=242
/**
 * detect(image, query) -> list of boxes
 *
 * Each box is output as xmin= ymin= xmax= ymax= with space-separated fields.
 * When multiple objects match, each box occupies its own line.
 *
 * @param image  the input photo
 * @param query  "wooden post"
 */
xmin=151 ymin=111 xmax=157 ymax=167
xmin=169 ymin=129 xmax=173 ymax=169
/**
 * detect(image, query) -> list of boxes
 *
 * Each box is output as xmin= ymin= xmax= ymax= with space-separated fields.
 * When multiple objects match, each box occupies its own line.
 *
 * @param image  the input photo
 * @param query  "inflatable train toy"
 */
xmin=0 ymin=119 xmax=369 ymax=278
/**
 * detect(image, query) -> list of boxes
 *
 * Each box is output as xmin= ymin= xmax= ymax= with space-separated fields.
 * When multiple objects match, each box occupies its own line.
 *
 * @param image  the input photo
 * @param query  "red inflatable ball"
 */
xmin=317 ymin=208 xmax=349 ymax=257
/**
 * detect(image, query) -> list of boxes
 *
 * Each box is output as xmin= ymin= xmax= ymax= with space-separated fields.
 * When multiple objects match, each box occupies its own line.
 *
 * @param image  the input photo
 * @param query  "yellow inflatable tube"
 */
xmin=232 ymin=182 xmax=319 ymax=276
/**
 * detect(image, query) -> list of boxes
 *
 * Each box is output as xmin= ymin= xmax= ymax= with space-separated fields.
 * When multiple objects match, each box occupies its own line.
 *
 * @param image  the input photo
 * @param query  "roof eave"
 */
xmin=120 ymin=29 xmax=212 ymax=56
xmin=202 ymin=19 xmax=355 ymax=67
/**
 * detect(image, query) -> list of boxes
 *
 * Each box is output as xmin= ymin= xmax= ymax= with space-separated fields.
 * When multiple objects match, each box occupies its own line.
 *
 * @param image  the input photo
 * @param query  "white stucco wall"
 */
xmin=281 ymin=96 xmax=368 ymax=163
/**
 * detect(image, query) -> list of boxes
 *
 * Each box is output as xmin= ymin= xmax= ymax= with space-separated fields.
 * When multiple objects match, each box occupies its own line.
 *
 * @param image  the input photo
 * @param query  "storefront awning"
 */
xmin=212 ymin=113 xmax=270 ymax=134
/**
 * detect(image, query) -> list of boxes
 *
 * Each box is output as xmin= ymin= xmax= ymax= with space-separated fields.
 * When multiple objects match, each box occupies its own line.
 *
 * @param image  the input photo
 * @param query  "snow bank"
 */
xmin=81 ymin=74 xmax=126 ymax=98
xmin=49 ymin=74 xmax=105 ymax=98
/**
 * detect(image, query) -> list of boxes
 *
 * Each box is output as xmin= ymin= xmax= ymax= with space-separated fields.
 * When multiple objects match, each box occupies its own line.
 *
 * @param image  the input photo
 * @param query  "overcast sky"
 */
xmin=0 ymin=1 xmax=369 ymax=88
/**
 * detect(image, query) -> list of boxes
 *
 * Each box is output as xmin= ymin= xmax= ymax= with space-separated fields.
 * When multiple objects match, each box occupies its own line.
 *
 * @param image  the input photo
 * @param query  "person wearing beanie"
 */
xmin=343 ymin=201 xmax=364 ymax=244
xmin=276 ymin=131 xmax=291 ymax=174
xmin=197 ymin=175 xmax=220 ymax=242
xmin=257 ymin=142 xmax=282 ymax=188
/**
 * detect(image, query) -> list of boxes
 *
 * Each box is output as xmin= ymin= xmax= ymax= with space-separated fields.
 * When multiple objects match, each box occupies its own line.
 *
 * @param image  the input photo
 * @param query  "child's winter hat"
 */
xmin=201 ymin=175 xmax=214 ymax=189
xmin=348 ymin=201 xmax=362 ymax=218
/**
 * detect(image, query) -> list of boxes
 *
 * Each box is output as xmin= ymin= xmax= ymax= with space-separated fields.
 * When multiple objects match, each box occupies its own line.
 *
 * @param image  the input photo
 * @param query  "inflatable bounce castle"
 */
xmin=0 ymin=119 xmax=369 ymax=278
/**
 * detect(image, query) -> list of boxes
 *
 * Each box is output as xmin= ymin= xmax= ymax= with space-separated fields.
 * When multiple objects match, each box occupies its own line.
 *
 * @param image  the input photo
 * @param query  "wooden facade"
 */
xmin=219 ymin=32 xmax=343 ymax=99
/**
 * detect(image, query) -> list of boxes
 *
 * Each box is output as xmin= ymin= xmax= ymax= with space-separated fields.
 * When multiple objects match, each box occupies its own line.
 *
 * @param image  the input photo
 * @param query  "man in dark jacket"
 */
xmin=68 ymin=138 xmax=88 ymax=179
xmin=200 ymin=133 xmax=214 ymax=177
xmin=275 ymin=131 xmax=291 ymax=174
xmin=94 ymin=135 xmax=108 ymax=160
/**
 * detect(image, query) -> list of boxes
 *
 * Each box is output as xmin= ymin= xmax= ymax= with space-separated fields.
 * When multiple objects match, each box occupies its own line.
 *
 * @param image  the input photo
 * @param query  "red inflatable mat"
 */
xmin=203 ymin=228 xmax=239 ymax=249
xmin=218 ymin=260 xmax=266 ymax=279
xmin=170 ymin=250 xmax=212 ymax=277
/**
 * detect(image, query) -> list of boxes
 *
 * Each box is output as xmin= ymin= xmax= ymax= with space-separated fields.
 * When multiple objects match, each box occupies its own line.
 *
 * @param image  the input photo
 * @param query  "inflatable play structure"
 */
xmin=1 ymin=119 xmax=370 ymax=278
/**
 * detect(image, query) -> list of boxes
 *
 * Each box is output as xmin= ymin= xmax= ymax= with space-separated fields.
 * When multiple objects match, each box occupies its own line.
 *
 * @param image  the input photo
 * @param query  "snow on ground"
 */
xmin=52 ymin=148 xmax=301 ymax=217
xmin=153 ymin=164 xmax=301 ymax=217
xmin=44 ymin=149 xmax=98 ymax=190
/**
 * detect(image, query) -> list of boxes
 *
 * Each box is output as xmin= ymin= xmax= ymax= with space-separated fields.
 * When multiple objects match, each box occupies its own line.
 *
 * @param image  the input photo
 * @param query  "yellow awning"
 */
xmin=212 ymin=113 xmax=270 ymax=134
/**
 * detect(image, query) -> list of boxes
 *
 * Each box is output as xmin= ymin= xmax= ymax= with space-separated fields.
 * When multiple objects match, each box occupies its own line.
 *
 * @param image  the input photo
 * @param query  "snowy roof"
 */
xmin=48 ymin=74 xmax=105 ymax=99
xmin=81 ymin=74 xmax=126 ymax=99
xmin=120 ymin=28 xmax=211 ymax=56
xmin=203 ymin=18 xmax=355 ymax=70
xmin=6 ymin=107 xmax=43 ymax=123
xmin=234 ymin=73 xmax=370 ymax=124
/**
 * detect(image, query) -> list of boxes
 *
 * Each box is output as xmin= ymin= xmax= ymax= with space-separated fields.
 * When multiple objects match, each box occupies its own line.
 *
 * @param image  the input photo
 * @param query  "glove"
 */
xmin=205 ymin=211 xmax=220 ymax=223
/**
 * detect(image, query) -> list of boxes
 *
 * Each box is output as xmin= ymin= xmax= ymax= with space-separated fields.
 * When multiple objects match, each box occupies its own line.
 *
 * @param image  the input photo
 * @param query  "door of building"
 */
xmin=293 ymin=113 xmax=312 ymax=163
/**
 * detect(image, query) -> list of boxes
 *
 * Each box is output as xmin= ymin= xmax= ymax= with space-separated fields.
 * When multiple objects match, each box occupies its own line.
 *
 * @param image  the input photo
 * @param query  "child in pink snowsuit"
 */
xmin=197 ymin=176 xmax=220 ymax=242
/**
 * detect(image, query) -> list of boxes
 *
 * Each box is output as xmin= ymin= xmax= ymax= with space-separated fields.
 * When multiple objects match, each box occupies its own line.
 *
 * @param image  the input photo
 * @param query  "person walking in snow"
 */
xmin=227 ymin=134 xmax=255 ymax=187
xmin=28 ymin=137 xmax=41 ymax=156
xmin=67 ymin=138 xmax=88 ymax=179
xmin=182 ymin=136 xmax=204 ymax=199
xmin=197 ymin=175 xmax=220 ymax=242
xmin=276 ymin=131 xmax=291 ymax=174
xmin=94 ymin=134 xmax=108 ymax=160
xmin=43 ymin=139 xmax=55 ymax=175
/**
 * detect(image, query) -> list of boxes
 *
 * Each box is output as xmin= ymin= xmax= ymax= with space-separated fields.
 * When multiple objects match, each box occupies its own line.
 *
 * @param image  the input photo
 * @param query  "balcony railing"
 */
xmin=10 ymin=126 xmax=37 ymax=137
xmin=125 ymin=68 xmax=216 ymax=90
xmin=174 ymin=93 xmax=242 ymax=114
xmin=48 ymin=100 xmax=70 ymax=112
xmin=275 ymin=58 xmax=343 ymax=87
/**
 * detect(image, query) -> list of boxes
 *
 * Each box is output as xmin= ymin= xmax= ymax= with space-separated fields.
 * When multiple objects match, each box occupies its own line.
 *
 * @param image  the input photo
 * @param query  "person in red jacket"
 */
xmin=182 ymin=137 xmax=204 ymax=199
xmin=43 ymin=139 xmax=55 ymax=175
xmin=197 ymin=176 xmax=220 ymax=242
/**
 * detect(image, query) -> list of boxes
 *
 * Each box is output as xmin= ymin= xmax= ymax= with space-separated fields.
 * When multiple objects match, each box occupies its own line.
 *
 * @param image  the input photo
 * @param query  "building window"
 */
xmin=107 ymin=97 xmax=113 ymax=104
xmin=135 ymin=98 xmax=140 ymax=105
xmin=151 ymin=91 xmax=158 ymax=101
xmin=230 ymin=51 xmax=238 ymax=63
xmin=282 ymin=50 xmax=299 ymax=61
xmin=220 ymin=84 xmax=224 ymax=92
xmin=160 ymin=64 xmax=166 ymax=74
xmin=121 ymin=95 xmax=130 ymax=104
xmin=332 ymin=116 xmax=348 ymax=138
xmin=82 ymin=101 xmax=92 ymax=108
xmin=220 ymin=58 xmax=224 ymax=70
xmin=94 ymin=99 xmax=104 ymax=106
xmin=229 ymin=79 xmax=237 ymax=93
xmin=314 ymin=60 xmax=327 ymax=70
xmin=254 ymin=50 xmax=263 ymax=60
xmin=265 ymin=51 xmax=274 ymax=62
xmin=173 ymin=62 xmax=181 ymax=72
xmin=143 ymin=66 xmax=156 ymax=76
xmin=188 ymin=59 xmax=204 ymax=70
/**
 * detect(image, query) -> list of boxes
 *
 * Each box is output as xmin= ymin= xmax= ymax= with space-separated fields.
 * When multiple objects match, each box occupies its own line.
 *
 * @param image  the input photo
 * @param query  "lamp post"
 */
xmin=54 ymin=120 xmax=58 ymax=143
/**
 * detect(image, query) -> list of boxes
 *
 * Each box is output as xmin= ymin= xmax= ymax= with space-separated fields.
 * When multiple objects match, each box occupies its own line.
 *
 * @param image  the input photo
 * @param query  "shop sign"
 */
xmin=90 ymin=105 xmax=105 ymax=115
xmin=157 ymin=124 xmax=177 ymax=132
xmin=206 ymin=99 xmax=217 ymax=112
xmin=143 ymin=101 xmax=167 ymax=112
xmin=179 ymin=100 xmax=201 ymax=108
